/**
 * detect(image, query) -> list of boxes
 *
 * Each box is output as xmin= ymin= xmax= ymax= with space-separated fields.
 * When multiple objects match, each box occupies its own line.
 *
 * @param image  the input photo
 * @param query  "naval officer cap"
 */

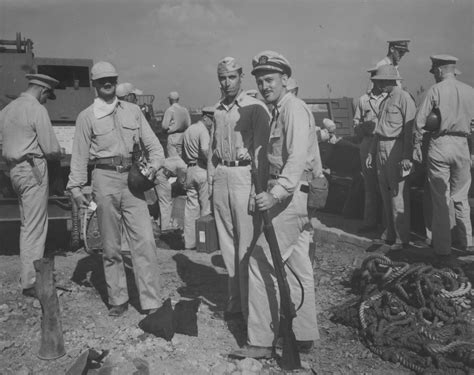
xmin=387 ymin=39 xmax=410 ymax=52
xmin=429 ymin=54 xmax=458 ymax=73
xmin=217 ymin=57 xmax=242 ymax=75
xmin=251 ymin=50 xmax=292 ymax=77
xmin=201 ymin=106 xmax=215 ymax=117
xmin=25 ymin=73 xmax=59 ymax=99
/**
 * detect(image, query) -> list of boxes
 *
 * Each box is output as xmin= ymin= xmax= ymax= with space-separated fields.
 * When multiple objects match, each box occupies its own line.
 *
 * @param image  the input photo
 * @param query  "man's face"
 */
xmin=123 ymin=93 xmax=137 ymax=104
xmin=39 ymin=88 xmax=53 ymax=104
xmin=218 ymin=70 xmax=242 ymax=99
xmin=255 ymin=71 xmax=288 ymax=104
xmin=202 ymin=115 xmax=214 ymax=130
xmin=376 ymin=80 xmax=396 ymax=93
xmin=391 ymin=48 xmax=406 ymax=65
xmin=93 ymin=76 xmax=117 ymax=98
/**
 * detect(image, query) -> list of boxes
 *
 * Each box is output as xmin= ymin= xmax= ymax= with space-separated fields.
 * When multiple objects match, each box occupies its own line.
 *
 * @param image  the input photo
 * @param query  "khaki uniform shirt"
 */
xmin=416 ymin=77 xmax=474 ymax=135
xmin=67 ymin=99 xmax=164 ymax=194
xmin=209 ymin=90 xmax=270 ymax=179
xmin=372 ymin=87 xmax=416 ymax=159
xmin=354 ymin=91 xmax=386 ymax=127
xmin=182 ymin=120 xmax=209 ymax=164
xmin=0 ymin=93 xmax=61 ymax=162
xmin=162 ymin=103 xmax=191 ymax=134
xmin=268 ymin=92 xmax=321 ymax=200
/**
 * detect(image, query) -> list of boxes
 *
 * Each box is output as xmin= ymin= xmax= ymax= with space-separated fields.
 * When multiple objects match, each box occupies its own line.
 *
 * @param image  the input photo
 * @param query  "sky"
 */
xmin=1 ymin=0 xmax=473 ymax=110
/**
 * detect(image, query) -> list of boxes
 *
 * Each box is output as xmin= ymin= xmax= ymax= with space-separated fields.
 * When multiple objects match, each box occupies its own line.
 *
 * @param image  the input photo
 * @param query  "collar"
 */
xmin=369 ymin=91 xmax=386 ymax=101
xmin=218 ymin=89 xmax=245 ymax=111
xmin=20 ymin=92 xmax=40 ymax=103
xmin=93 ymin=97 xmax=119 ymax=119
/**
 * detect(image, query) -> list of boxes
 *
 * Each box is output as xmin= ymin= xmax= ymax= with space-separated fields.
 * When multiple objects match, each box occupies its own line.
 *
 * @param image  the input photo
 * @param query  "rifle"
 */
xmin=251 ymin=161 xmax=301 ymax=370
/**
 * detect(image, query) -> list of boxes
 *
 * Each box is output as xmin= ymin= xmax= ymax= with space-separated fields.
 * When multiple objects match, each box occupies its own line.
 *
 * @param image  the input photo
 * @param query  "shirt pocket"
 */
xmin=121 ymin=113 xmax=141 ymax=143
xmin=385 ymin=106 xmax=402 ymax=126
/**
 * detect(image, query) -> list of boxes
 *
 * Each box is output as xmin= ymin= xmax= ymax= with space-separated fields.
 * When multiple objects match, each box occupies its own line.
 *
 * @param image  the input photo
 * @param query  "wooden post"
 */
xmin=34 ymin=257 xmax=66 ymax=360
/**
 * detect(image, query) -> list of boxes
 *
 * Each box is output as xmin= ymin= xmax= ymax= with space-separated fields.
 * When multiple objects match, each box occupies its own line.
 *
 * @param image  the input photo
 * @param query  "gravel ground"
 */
xmin=0 ymin=221 xmax=472 ymax=375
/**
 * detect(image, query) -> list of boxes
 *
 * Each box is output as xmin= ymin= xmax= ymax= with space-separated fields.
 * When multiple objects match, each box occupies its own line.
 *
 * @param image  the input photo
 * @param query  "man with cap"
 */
xmin=366 ymin=64 xmax=416 ymax=250
xmin=209 ymin=56 xmax=270 ymax=321
xmin=67 ymin=61 xmax=164 ymax=317
xmin=181 ymin=107 xmax=214 ymax=249
xmin=353 ymin=66 xmax=386 ymax=233
xmin=0 ymin=73 xmax=62 ymax=298
xmin=116 ymin=82 xmax=143 ymax=104
xmin=286 ymin=77 xmax=299 ymax=96
xmin=415 ymin=55 xmax=474 ymax=261
xmin=376 ymin=39 xmax=410 ymax=87
xmin=162 ymin=91 xmax=191 ymax=158
xmin=232 ymin=50 xmax=320 ymax=358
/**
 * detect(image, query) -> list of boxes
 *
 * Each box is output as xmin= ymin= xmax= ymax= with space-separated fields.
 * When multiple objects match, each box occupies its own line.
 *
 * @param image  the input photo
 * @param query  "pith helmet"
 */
xmin=371 ymin=64 xmax=402 ymax=81
xmin=91 ymin=61 xmax=118 ymax=81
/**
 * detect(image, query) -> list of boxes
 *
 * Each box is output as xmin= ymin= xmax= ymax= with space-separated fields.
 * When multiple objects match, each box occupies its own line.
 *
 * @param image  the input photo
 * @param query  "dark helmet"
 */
xmin=425 ymin=108 xmax=441 ymax=132
xmin=128 ymin=163 xmax=155 ymax=195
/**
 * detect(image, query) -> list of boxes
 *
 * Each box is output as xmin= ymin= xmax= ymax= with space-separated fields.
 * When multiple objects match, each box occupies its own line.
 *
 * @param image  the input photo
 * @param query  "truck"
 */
xmin=0 ymin=33 xmax=95 ymax=250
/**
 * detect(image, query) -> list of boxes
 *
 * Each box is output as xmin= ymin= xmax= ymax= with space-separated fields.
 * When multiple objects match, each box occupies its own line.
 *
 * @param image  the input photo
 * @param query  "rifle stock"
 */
xmin=252 ymin=167 xmax=301 ymax=370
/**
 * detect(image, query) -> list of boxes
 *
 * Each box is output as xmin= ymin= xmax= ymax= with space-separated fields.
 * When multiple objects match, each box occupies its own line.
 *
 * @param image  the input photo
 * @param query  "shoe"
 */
xmin=145 ymin=307 xmax=159 ymax=315
xmin=185 ymin=246 xmax=196 ymax=250
xmin=357 ymin=225 xmax=377 ymax=234
xmin=389 ymin=243 xmax=409 ymax=251
xmin=22 ymin=287 xmax=37 ymax=299
xmin=108 ymin=302 xmax=128 ymax=317
xmin=229 ymin=345 xmax=273 ymax=359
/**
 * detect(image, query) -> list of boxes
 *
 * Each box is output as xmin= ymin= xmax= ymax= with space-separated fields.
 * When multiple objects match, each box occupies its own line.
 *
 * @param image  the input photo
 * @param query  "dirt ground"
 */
xmin=0 ymin=214 xmax=473 ymax=375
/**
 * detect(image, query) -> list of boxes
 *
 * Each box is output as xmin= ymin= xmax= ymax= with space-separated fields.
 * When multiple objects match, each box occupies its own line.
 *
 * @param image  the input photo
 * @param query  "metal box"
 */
xmin=195 ymin=214 xmax=219 ymax=253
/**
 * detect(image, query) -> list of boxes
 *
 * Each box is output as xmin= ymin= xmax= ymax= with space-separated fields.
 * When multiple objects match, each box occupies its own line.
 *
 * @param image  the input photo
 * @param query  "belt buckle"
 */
xmin=116 ymin=165 xmax=124 ymax=173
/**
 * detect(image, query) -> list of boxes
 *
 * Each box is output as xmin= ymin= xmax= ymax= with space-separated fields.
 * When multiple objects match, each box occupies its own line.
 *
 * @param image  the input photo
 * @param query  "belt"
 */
xmin=94 ymin=164 xmax=131 ymax=173
xmin=220 ymin=160 xmax=251 ymax=167
xmin=441 ymin=132 xmax=470 ymax=138
xmin=269 ymin=170 xmax=313 ymax=181
xmin=376 ymin=134 xmax=401 ymax=141
xmin=92 ymin=156 xmax=133 ymax=166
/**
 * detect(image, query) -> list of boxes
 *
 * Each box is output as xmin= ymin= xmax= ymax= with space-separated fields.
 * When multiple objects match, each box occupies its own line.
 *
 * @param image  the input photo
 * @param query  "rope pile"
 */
xmin=331 ymin=254 xmax=473 ymax=374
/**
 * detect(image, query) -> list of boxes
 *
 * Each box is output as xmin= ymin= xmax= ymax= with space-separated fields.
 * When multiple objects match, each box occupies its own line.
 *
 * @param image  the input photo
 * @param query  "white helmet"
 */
xmin=91 ymin=61 xmax=118 ymax=81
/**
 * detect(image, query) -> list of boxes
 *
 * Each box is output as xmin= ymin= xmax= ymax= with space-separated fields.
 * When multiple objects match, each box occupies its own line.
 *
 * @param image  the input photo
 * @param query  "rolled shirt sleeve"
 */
xmin=67 ymin=111 xmax=93 ymax=196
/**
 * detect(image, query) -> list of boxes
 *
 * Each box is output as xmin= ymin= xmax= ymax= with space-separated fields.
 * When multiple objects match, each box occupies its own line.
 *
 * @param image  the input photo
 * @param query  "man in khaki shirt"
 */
xmin=68 ymin=61 xmax=164 ymax=317
xmin=367 ymin=65 xmax=416 ymax=250
xmin=181 ymin=107 xmax=214 ymax=249
xmin=162 ymin=91 xmax=191 ymax=157
xmin=416 ymin=55 xmax=474 ymax=261
xmin=232 ymin=51 xmax=320 ymax=359
xmin=0 ymin=74 xmax=62 ymax=298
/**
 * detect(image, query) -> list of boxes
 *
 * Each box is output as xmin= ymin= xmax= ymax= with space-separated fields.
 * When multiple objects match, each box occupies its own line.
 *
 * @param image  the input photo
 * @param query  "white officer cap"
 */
xmin=251 ymin=50 xmax=292 ymax=77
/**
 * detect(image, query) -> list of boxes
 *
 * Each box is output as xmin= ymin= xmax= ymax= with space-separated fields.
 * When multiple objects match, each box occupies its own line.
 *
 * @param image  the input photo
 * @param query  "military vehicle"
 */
xmin=0 ymin=33 xmax=95 ymax=249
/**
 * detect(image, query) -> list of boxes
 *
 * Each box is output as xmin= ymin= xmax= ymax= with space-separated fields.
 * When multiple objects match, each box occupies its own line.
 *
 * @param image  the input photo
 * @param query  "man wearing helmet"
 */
xmin=67 ymin=61 xmax=165 ymax=317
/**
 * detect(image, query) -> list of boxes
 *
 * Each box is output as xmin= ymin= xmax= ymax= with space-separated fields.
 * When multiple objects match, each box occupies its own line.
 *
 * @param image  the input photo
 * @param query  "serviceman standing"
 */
xmin=116 ymin=82 xmax=142 ymax=104
xmin=209 ymin=56 xmax=270 ymax=320
xmin=67 ymin=61 xmax=164 ymax=316
xmin=353 ymin=67 xmax=386 ymax=233
xmin=415 ymin=55 xmax=474 ymax=261
xmin=376 ymin=39 xmax=410 ymax=87
xmin=162 ymin=91 xmax=191 ymax=157
xmin=233 ymin=51 xmax=320 ymax=358
xmin=181 ymin=107 xmax=214 ymax=249
xmin=0 ymin=74 xmax=62 ymax=298
xmin=366 ymin=65 xmax=416 ymax=250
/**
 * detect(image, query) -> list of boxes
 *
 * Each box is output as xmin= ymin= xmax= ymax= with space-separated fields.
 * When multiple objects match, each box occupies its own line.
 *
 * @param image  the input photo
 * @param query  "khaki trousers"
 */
xmin=376 ymin=138 xmax=410 ymax=244
xmin=167 ymin=133 xmax=184 ymax=158
xmin=247 ymin=181 xmax=319 ymax=346
xmin=92 ymin=169 xmax=161 ymax=309
xmin=427 ymin=136 xmax=472 ymax=255
xmin=10 ymin=159 xmax=48 ymax=289
xmin=212 ymin=164 xmax=254 ymax=315
xmin=184 ymin=165 xmax=210 ymax=248
xmin=360 ymin=136 xmax=380 ymax=227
